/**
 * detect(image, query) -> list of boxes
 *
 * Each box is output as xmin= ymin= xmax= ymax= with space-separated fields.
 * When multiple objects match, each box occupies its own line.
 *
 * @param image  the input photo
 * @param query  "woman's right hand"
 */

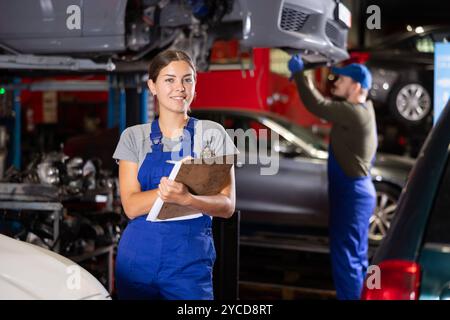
xmin=158 ymin=177 xmax=192 ymax=206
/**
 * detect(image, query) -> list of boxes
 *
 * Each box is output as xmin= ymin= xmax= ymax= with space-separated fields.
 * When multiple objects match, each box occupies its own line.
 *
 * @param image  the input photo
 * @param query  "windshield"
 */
xmin=266 ymin=114 xmax=329 ymax=152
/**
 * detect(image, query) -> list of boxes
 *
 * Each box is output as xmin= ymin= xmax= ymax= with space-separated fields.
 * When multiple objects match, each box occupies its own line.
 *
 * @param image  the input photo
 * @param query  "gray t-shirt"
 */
xmin=112 ymin=119 xmax=238 ymax=170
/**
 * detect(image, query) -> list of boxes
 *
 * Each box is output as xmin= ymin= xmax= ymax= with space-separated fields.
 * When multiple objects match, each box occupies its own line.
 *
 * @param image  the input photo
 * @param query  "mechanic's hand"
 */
xmin=158 ymin=177 xmax=191 ymax=206
xmin=288 ymin=54 xmax=304 ymax=79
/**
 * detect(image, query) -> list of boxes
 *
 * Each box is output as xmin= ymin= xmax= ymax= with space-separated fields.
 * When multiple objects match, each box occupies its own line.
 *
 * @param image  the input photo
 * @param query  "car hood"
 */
xmin=0 ymin=234 xmax=110 ymax=300
xmin=372 ymin=153 xmax=415 ymax=186
xmin=374 ymin=153 xmax=416 ymax=170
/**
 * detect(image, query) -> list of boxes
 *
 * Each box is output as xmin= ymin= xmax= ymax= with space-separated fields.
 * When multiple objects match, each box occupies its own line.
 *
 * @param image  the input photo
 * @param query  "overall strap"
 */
xmin=150 ymin=118 xmax=163 ymax=152
xmin=180 ymin=117 xmax=198 ymax=158
xmin=186 ymin=117 xmax=197 ymax=138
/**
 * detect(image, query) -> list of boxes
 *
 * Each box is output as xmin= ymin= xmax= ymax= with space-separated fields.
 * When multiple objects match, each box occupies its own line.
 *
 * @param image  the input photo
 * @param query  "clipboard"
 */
xmin=146 ymin=155 xmax=235 ymax=222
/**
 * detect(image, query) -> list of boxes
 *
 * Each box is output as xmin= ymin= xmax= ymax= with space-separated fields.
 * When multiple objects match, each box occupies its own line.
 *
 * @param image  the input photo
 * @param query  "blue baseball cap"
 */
xmin=331 ymin=63 xmax=372 ymax=89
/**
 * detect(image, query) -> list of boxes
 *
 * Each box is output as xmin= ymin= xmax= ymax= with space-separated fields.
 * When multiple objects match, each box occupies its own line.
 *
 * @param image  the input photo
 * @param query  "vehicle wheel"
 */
xmin=369 ymin=183 xmax=401 ymax=242
xmin=389 ymin=82 xmax=432 ymax=126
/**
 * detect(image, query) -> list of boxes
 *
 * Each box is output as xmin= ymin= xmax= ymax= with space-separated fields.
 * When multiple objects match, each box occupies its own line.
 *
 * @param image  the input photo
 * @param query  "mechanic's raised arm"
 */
xmin=293 ymin=71 xmax=353 ymax=125
xmin=288 ymin=54 xmax=354 ymax=125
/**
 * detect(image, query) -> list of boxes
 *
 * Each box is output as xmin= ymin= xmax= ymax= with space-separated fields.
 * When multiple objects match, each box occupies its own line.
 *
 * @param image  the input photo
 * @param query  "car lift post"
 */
xmin=118 ymin=79 xmax=126 ymax=134
xmin=12 ymin=77 xmax=21 ymax=169
xmin=213 ymin=210 xmax=240 ymax=300
xmin=107 ymin=75 xmax=116 ymax=129
xmin=140 ymin=82 xmax=149 ymax=124
xmin=107 ymin=75 xmax=127 ymax=133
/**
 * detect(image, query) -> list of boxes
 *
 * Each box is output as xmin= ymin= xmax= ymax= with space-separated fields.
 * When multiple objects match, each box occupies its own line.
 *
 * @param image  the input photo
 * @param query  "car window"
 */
xmin=414 ymin=35 xmax=435 ymax=53
xmin=192 ymin=111 xmax=255 ymax=153
xmin=266 ymin=115 xmax=328 ymax=152
xmin=432 ymin=32 xmax=450 ymax=43
xmin=423 ymin=147 xmax=450 ymax=244
xmin=385 ymin=34 xmax=434 ymax=53
xmin=220 ymin=114 xmax=301 ymax=156
xmin=220 ymin=114 xmax=259 ymax=154
xmin=247 ymin=119 xmax=302 ymax=156
xmin=249 ymin=119 xmax=273 ymax=152
xmin=388 ymin=38 xmax=416 ymax=51
xmin=191 ymin=111 xmax=327 ymax=155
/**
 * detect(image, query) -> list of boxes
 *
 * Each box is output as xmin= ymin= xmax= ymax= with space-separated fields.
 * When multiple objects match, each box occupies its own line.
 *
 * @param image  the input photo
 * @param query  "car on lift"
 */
xmin=361 ymin=101 xmax=450 ymax=300
xmin=0 ymin=0 xmax=351 ymax=71
xmin=191 ymin=108 xmax=414 ymax=245
xmin=0 ymin=233 xmax=111 ymax=299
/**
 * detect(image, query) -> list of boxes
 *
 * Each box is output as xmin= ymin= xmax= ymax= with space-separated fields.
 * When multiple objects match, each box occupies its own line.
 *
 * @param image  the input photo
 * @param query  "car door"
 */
xmin=220 ymin=113 xmax=328 ymax=229
xmin=418 ymin=147 xmax=450 ymax=300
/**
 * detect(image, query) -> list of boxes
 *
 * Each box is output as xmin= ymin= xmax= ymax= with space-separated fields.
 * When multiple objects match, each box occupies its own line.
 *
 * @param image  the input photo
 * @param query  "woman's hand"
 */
xmin=157 ymin=177 xmax=192 ymax=206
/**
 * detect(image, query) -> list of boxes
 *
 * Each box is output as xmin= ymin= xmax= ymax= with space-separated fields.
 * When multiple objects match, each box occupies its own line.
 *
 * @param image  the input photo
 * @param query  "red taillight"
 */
xmin=398 ymin=136 xmax=407 ymax=146
xmin=349 ymin=51 xmax=371 ymax=64
xmin=361 ymin=260 xmax=421 ymax=300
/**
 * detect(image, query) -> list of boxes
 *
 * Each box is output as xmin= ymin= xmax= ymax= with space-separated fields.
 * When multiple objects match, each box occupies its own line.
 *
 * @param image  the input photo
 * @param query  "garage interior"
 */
xmin=1 ymin=0 xmax=449 ymax=301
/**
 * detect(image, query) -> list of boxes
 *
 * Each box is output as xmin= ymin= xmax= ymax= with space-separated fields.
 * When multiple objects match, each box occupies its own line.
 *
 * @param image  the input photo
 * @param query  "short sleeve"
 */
xmin=112 ymin=128 xmax=138 ymax=163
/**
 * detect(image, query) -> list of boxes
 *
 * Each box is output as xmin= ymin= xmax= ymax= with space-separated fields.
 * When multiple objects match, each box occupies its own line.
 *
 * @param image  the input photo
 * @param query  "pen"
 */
xmin=166 ymin=156 xmax=195 ymax=164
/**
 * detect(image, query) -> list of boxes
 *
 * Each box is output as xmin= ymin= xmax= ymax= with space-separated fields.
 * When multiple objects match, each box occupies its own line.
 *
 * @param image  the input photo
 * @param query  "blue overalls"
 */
xmin=328 ymin=147 xmax=376 ymax=300
xmin=115 ymin=117 xmax=216 ymax=300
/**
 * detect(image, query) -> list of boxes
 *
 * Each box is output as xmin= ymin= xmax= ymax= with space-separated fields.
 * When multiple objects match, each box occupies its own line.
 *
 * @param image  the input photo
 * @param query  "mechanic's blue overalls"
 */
xmin=328 ymin=142 xmax=376 ymax=300
xmin=115 ymin=117 xmax=216 ymax=300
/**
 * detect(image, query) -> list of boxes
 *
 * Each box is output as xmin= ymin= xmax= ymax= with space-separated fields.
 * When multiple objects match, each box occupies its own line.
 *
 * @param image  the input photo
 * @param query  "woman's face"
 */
xmin=148 ymin=60 xmax=196 ymax=115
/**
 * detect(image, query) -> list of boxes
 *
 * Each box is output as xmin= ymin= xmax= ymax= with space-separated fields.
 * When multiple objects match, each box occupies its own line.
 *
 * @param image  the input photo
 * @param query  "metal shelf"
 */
xmin=0 ymin=200 xmax=63 ymax=252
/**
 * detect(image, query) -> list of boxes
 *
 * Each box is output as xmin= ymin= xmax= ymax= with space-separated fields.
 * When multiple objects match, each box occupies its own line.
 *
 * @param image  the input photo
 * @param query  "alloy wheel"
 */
xmin=369 ymin=191 xmax=398 ymax=241
xmin=395 ymin=83 xmax=431 ymax=122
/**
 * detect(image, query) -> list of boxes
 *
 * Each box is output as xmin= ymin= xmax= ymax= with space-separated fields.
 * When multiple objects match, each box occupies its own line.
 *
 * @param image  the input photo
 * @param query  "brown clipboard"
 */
xmin=147 ymin=155 xmax=235 ymax=221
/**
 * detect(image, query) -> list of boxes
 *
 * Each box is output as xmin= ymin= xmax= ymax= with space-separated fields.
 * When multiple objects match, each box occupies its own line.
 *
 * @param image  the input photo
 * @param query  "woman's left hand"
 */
xmin=157 ymin=177 xmax=191 ymax=206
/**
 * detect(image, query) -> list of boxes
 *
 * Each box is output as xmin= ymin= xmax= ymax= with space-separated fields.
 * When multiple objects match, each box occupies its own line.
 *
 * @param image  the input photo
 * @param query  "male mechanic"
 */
xmin=288 ymin=55 xmax=378 ymax=300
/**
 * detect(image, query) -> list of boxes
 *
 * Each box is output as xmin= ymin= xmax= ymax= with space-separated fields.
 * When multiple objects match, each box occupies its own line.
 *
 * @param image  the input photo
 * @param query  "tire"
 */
xmin=369 ymin=183 xmax=401 ymax=243
xmin=389 ymin=82 xmax=432 ymax=126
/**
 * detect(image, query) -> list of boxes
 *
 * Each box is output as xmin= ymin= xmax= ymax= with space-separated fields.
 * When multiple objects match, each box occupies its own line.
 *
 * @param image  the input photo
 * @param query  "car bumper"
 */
xmin=239 ymin=0 xmax=350 ymax=63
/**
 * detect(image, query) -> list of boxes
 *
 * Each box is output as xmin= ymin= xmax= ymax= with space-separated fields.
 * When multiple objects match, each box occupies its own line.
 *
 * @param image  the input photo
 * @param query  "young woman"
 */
xmin=112 ymin=50 xmax=238 ymax=300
